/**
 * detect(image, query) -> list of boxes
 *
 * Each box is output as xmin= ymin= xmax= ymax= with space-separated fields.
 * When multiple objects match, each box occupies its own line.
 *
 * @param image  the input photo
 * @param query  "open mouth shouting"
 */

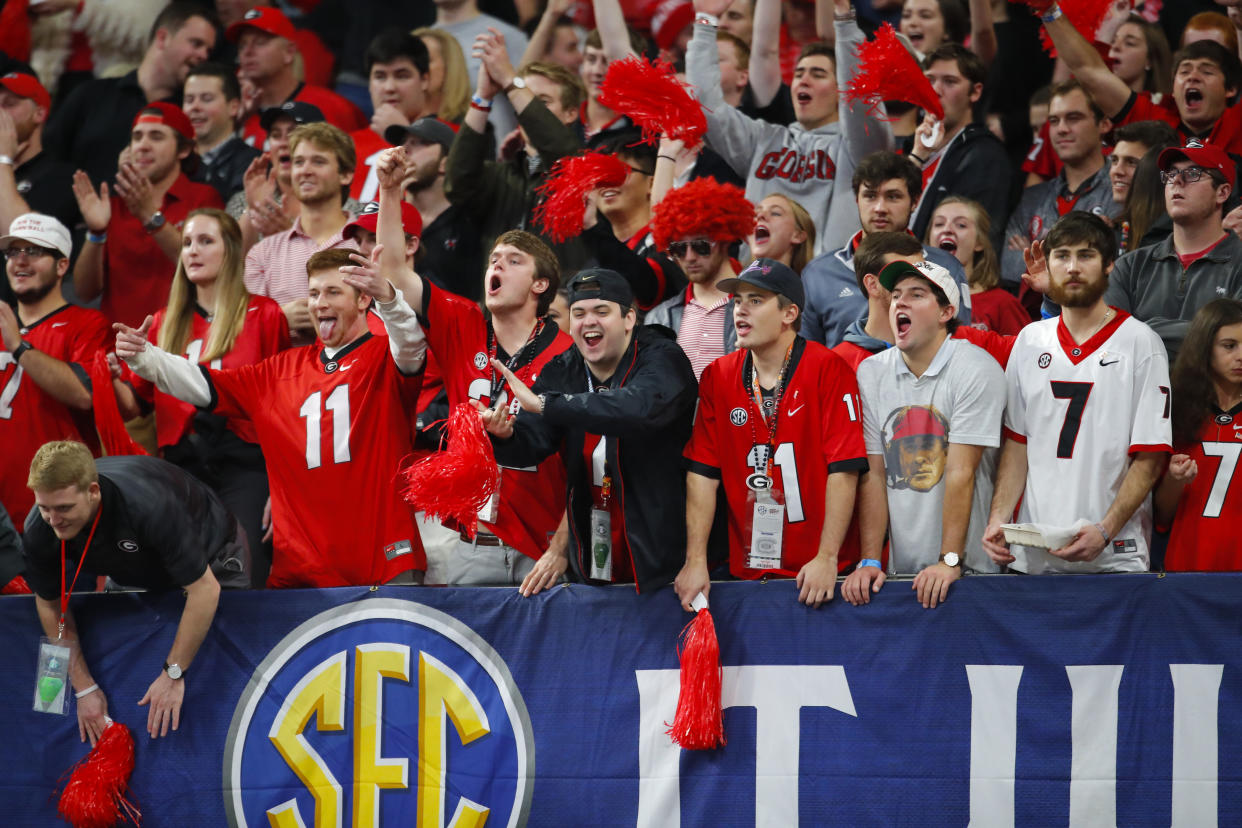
xmin=487 ymin=273 xmax=503 ymax=296
xmin=794 ymin=89 xmax=813 ymax=107
xmin=1184 ymin=86 xmax=1205 ymax=109
xmin=895 ymin=311 xmax=912 ymax=338
xmin=936 ymin=234 xmax=957 ymax=254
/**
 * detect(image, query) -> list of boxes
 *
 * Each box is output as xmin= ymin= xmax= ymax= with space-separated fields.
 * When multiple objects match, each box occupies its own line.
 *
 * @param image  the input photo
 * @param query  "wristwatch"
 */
xmin=143 ymin=210 xmax=167 ymax=234
xmin=941 ymin=551 xmax=961 ymax=568
xmin=163 ymin=662 xmax=184 ymax=680
xmin=11 ymin=340 xmax=32 ymax=363
xmin=505 ymin=76 xmax=527 ymax=93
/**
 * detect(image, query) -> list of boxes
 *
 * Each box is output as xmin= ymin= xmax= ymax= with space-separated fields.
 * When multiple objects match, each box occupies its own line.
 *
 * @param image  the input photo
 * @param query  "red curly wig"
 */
xmin=651 ymin=179 xmax=756 ymax=252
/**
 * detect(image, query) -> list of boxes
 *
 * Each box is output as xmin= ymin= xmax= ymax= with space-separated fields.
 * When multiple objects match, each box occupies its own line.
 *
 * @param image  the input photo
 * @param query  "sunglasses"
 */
xmin=668 ymin=240 xmax=714 ymax=258
xmin=3 ymin=245 xmax=56 ymax=260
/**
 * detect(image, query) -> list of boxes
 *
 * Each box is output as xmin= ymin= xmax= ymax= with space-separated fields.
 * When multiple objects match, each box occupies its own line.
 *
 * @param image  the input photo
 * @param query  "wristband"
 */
xmin=1095 ymin=522 xmax=1111 ymax=544
xmin=11 ymin=341 xmax=32 ymax=363
xmin=470 ymin=94 xmax=493 ymax=110
xmin=695 ymin=12 xmax=719 ymax=27
xmin=0 ymin=155 xmax=13 ymax=166
xmin=75 ymin=684 xmax=99 ymax=699
xmin=834 ymin=8 xmax=857 ymax=22
xmin=858 ymin=558 xmax=882 ymax=570
xmin=658 ymin=154 xmax=677 ymax=162
xmin=909 ymin=153 xmax=926 ymax=165
xmin=86 ymin=229 xmax=107 ymax=244
xmin=1041 ymin=5 xmax=1062 ymax=23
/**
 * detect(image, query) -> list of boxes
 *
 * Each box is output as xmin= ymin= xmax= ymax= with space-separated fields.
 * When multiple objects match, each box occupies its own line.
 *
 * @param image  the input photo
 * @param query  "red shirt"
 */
xmin=418 ymin=278 xmax=574 ymax=559
xmin=831 ymin=339 xmax=880 ymax=373
xmin=241 ymin=83 xmax=367 ymax=147
xmin=204 ymin=333 xmax=425 ymax=587
xmin=1165 ymin=407 xmax=1242 ymax=571
xmin=684 ymin=338 xmax=868 ymax=578
xmin=1115 ymin=91 xmax=1242 ymax=159
xmin=102 ymin=174 xmax=224 ymax=327
xmin=129 ymin=296 xmax=290 ymax=449
xmin=968 ymin=288 xmax=1032 ymax=337
xmin=0 ymin=304 xmax=112 ymax=525
xmin=348 ymin=127 xmax=391 ymax=203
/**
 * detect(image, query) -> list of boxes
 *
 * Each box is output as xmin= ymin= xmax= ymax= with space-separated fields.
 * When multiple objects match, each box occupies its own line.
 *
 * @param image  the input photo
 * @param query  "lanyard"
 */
xmin=745 ymin=341 xmax=794 ymax=476
xmin=488 ymin=320 xmax=543 ymax=403
xmin=584 ymin=368 xmax=611 ymax=504
xmin=58 ymin=505 xmax=103 ymax=639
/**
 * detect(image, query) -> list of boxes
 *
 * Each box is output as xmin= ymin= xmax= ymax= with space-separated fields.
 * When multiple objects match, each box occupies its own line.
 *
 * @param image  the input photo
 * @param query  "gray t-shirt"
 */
xmin=436 ymin=14 xmax=529 ymax=143
xmin=857 ymin=337 xmax=1006 ymax=574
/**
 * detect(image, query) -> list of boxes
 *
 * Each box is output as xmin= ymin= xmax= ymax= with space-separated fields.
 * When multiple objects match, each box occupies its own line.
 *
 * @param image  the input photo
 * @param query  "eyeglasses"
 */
xmin=3 ymin=245 xmax=55 ymax=260
xmin=668 ymin=240 xmax=714 ymax=258
xmin=1160 ymin=166 xmax=1214 ymax=186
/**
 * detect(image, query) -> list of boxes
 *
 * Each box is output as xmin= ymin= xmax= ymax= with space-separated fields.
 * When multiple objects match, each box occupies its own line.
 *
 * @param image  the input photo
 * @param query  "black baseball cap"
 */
xmin=259 ymin=100 xmax=326 ymax=132
xmin=717 ymin=257 xmax=804 ymax=310
xmin=385 ymin=117 xmax=456 ymax=151
xmin=567 ymin=268 xmax=634 ymax=309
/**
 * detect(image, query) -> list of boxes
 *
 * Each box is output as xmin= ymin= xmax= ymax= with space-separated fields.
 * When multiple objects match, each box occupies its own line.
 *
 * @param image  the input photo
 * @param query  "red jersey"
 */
xmin=684 ymin=338 xmax=868 ymax=578
xmin=1114 ymin=91 xmax=1242 ymax=159
xmin=968 ymin=288 xmax=1032 ymax=337
xmin=102 ymin=174 xmax=225 ymax=327
xmin=241 ymin=83 xmax=367 ymax=147
xmin=203 ymin=333 xmax=425 ymax=587
xmin=348 ymin=127 xmax=391 ymax=203
xmin=129 ymin=296 xmax=290 ymax=449
xmin=831 ymin=340 xmax=881 ymax=373
xmin=1165 ymin=407 xmax=1242 ymax=571
xmin=419 ymin=278 xmax=573 ymax=559
xmin=0 ymin=304 xmax=111 ymax=525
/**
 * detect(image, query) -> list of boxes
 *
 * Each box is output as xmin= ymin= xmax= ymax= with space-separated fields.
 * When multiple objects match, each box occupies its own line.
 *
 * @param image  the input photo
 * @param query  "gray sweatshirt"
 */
xmin=686 ymin=18 xmax=892 ymax=254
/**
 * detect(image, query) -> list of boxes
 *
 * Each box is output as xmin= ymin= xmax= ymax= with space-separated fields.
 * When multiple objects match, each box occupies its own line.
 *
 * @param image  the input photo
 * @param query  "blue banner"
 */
xmin=2 ymin=575 xmax=1240 ymax=827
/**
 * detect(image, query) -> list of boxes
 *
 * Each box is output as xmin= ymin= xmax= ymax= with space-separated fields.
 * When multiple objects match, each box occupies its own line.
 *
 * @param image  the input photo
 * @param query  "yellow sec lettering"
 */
xmin=352 ymin=644 xmax=411 ymax=828
xmin=417 ymin=651 xmax=492 ymax=828
xmin=267 ymin=651 xmax=348 ymax=828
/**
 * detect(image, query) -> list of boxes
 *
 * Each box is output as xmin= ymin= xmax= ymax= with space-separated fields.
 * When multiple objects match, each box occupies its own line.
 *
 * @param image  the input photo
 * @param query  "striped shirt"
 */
xmin=243 ymin=214 xmax=359 ymax=307
xmin=676 ymin=286 xmax=731 ymax=379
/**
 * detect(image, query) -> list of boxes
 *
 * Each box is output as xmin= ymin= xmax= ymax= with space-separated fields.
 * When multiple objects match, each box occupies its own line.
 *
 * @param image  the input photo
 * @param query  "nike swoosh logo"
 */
xmin=52 ymin=322 xmax=67 ymax=328
xmin=787 ymin=404 xmax=805 ymax=416
xmin=1100 ymin=358 xmax=1120 ymax=366
xmin=338 ymin=363 xmax=353 ymax=372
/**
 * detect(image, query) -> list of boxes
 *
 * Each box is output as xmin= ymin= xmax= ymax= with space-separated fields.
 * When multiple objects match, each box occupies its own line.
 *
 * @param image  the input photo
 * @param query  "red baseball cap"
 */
xmin=1158 ymin=140 xmax=1236 ymax=190
xmin=650 ymin=0 xmax=694 ymax=50
xmin=227 ymin=6 xmax=296 ymax=42
xmin=134 ymin=102 xmax=195 ymax=143
xmin=345 ymin=200 xmax=423 ymax=240
xmin=0 ymin=72 xmax=50 ymax=111
xmin=890 ymin=406 xmax=948 ymax=442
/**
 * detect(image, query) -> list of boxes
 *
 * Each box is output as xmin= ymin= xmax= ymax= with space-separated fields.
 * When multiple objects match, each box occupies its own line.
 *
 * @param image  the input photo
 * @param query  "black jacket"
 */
xmin=492 ymin=325 xmax=697 ymax=592
xmin=911 ymin=122 xmax=1014 ymax=251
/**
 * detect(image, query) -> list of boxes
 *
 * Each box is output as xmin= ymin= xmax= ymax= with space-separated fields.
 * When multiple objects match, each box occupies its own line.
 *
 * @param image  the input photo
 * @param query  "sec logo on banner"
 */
xmin=223 ymin=599 xmax=535 ymax=827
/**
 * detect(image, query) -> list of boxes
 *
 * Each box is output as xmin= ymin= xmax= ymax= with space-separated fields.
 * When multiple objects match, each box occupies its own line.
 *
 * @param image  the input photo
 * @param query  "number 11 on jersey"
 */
xmin=300 ymin=386 xmax=351 ymax=469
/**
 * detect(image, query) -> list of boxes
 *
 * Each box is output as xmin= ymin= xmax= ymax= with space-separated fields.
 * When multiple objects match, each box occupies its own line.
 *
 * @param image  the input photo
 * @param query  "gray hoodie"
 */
xmin=686 ymin=19 xmax=893 ymax=254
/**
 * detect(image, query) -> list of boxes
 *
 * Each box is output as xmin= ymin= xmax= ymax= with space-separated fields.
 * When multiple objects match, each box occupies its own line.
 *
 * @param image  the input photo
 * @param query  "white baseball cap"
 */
xmin=0 ymin=213 xmax=72 ymax=259
xmin=878 ymin=258 xmax=959 ymax=314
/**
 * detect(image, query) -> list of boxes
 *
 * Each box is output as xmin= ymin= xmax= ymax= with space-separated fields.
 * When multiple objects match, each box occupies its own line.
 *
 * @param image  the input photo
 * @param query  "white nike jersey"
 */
xmin=1003 ymin=311 xmax=1171 ymax=573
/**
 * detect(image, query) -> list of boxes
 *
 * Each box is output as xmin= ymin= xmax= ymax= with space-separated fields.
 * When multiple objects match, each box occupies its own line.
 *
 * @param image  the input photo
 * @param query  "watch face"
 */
xmin=942 ymin=552 xmax=960 ymax=568
xmin=165 ymin=663 xmax=183 ymax=680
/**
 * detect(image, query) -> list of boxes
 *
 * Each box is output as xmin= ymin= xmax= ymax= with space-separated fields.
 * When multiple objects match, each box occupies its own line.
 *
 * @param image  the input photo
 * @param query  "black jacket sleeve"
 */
xmin=581 ymin=221 xmax=686 ymax=310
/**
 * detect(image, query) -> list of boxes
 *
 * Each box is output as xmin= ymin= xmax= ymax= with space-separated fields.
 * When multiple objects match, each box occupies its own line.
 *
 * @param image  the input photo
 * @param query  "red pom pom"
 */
xmin=88 ymin=353 xmax=147 ymax=457
xmin=57 ymin=720 xmax=140 ymax=828
xmin=651 ymin=178 xmax=755 ymax=252
xmin=1 ymin=574 xmax=31 ymax=594
xmin=597 ymin=55 xmax=708 ymax=149
xmin=401 ymin=403 xmax=502 ymax=538
xmin=842 ymin=23 xmax=944 ymax=122
xmin=534 ymin=151 xmax=633 ymax=242
xmin=665 ymin=607 xmax=725 ymax=750
xmin=1015 ymin=0 xmax=1115 ymax=56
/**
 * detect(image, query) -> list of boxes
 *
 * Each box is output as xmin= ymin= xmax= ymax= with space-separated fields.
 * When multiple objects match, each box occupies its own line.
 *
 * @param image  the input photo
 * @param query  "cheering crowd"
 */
xmin=3 ymin=0 xmax=1242 ymax=740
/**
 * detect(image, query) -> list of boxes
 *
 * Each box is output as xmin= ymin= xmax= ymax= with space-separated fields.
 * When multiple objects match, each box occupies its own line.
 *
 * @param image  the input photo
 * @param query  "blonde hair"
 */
xmin=414 ymin=27 xmax=470 ymax=123
xmin=28 ymin=441 xmax=97 ymax=492
xmin=755 ymin=194 xmax=816 ymax=274
xmin=159 ymin=209 xmax=251 ymax=363
xmin=925 ymin=196 xmax=1000 ymax=291
xmin=289 ymin=121 xmax=356 ymax=174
